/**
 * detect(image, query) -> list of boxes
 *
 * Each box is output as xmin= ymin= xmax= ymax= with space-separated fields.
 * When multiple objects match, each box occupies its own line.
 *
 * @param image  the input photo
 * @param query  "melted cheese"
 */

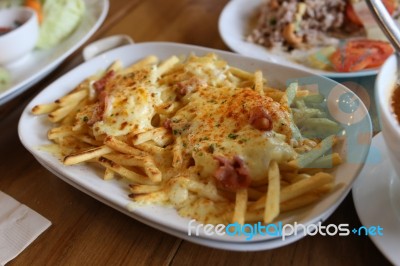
xmin=93 ymin=68 xmax=162 ymax=137
xmin=170 ymin=86 xmax=296 ymax=182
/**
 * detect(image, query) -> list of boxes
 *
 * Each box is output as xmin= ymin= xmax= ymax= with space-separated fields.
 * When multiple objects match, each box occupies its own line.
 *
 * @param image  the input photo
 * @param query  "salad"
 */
xmin=246 ymin=0 xmax=396 ymax=72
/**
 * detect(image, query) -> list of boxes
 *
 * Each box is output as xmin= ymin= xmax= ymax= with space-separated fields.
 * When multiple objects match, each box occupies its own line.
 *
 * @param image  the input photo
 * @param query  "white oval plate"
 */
xmin=18 ymin=42 xmax=372 ymax=248
xmin=218 ymin=0 xmax=380 ymax=78
xmin=0 ymin=0 xmax=109 ymax=106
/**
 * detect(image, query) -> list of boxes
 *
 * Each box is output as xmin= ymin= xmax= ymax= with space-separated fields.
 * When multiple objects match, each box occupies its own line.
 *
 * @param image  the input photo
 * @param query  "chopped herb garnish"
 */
xmin=228 ymin=133 xmax=238 ymax=139
xmin=208 ymin=144 xmax=215 ymax=153
xmin=83 ymin=116 xmax=88 ymax=122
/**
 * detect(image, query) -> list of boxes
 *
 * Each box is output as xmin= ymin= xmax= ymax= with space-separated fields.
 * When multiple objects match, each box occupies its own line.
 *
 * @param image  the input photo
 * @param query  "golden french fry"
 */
xmin=280 ymin=172 xmax=333 ymax=202
xmin=47 ymin=126 xmax=73 ymax=140
xmin=55 ymin=89 xmax=87 ymax=107
xmin=31 ymin=102 xmax=58 ymax=115
xmin=264 ymin=161 xmax=280 ymax=223
xmin=131 ymin=128 xmax=169 ymax=146
xmin=124 ymin=55 xmax=158 ymax=73
xmin=232 ymin=188 xmax=248 ymax=224
xmin=229 ymin=66 xmax=254 ymax=80
xmin=129 ymin=190 xmax=168 ymax=203
xmin=64 ymin=145 xmax=113 ymax=165
xmin=254 ymin=70 xmax=264 ymax=96
xmin=97 ymin=156 xmax=152 ymax=185
xmin=172 ymin=135 xmax=183 ymax=168
xmin=48 ymin=104 xmax=77 ymax=123
xmin=157 ymin=56 xmax=179 ymax=76
xmin=103 ymin=153 xmax=162 ymax=182
xmin=280 ymin=193 xmax=321 ymax=212
xmin=103 ymin=168 xmax=115 ymax=180
xmin=104 ymin=136 xmax=145 ymax=156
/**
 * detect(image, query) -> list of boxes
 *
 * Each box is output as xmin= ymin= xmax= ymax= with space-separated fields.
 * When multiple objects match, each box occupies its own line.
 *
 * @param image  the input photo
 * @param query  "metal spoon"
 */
xmin=365 ymin=0 xmax=400 ymax=75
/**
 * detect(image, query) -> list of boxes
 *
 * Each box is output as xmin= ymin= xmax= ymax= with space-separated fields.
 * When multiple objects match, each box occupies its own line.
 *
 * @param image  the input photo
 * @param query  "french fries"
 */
xmin=32 ymin=53 xmax=343 ymax=228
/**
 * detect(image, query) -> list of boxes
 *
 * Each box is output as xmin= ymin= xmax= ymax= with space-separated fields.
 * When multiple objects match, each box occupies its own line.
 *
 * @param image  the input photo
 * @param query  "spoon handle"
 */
xmin=365 ymin=0 xmax=400 ymax=53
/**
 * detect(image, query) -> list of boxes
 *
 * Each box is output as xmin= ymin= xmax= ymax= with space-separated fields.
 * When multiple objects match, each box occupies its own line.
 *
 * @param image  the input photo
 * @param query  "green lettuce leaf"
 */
xmin=36 ymin=0 xmax=85 ymax=49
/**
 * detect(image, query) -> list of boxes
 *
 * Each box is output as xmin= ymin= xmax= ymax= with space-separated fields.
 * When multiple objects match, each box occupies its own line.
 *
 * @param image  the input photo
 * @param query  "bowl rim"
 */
xmin=376 ymin=55 xmax=400 ymax=135
xmin=0 ymin=6 xmax=38 ymax=40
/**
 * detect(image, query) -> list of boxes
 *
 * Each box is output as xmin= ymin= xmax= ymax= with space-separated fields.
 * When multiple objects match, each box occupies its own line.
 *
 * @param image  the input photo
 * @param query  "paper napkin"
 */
xmin=0 ymin=191 xmax=51 ymax=265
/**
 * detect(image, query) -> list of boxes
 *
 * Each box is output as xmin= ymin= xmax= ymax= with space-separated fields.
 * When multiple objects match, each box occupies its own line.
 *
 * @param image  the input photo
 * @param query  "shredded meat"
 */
xmin=247 ymin=0 xmax=352 ymax=50
xmin=86 ymin=70 xmax=115 ymax=125
xmin=213 ymin=155 xmax=251 ymax=191
xmin=93 ymin=70 xmax=115 ymax=93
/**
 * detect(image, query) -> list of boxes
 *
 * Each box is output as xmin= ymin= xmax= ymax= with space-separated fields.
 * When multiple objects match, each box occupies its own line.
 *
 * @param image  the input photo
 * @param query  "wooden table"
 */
xmin=0 ymin=0 xmax=392 ymax=265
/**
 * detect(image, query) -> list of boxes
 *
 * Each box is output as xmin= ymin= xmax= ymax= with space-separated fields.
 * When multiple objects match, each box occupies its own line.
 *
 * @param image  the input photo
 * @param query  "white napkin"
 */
xmin=0 ymin=191 xmax=51 ymax=265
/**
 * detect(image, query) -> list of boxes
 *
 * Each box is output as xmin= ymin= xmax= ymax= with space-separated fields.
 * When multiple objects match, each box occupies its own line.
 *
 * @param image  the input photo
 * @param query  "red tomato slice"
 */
xmin=346 ymin=0 xmax=396 ymax=26
xmin=330 ymin=40 xmax=394 ymax=72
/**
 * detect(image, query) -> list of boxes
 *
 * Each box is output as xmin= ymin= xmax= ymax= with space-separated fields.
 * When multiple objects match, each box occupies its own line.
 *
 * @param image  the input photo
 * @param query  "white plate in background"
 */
xmin=19 ymin=42 xmax=372 ymax=248
xmin=218 ymin=0 xmax=380 ymax=78
xmin=0 ymin=0 xmax=109 ymax=106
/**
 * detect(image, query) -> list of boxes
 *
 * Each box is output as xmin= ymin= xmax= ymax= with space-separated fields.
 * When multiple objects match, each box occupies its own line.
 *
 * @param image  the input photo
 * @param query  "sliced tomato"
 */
xmin=330 ymin=40 xmax=394 ymax=72
xmin=346 ymin=0 xmax=396 ymax=26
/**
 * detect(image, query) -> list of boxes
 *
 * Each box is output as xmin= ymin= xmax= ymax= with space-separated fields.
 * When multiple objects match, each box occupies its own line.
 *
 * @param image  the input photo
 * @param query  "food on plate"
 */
xmin=392 ymin=84 xmax=400 ymax=124
xmin=24 ymin=0 xmax=43 ymax=23
xmin=0 ymin=0 xmax=85 ymax=49
xmin=36 ymin=0 xmax=85 ymax=49
xmin=32 ymin=53 xmax=343 ymax=225
xmin=330 ymin=39 xmax=394 ymax=72
xmin=246 ymin=0 xmax=398 ymax=72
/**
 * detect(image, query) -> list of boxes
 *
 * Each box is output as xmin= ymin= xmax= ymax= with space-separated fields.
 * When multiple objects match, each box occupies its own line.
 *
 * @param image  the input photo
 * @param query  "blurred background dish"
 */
xmin=0 ymin=0 xmax=109 ymax=106
xmin=218 ymin=0 xmax=395 ymax=78
xmin=0 ymin=7 xmax=39 ymax=66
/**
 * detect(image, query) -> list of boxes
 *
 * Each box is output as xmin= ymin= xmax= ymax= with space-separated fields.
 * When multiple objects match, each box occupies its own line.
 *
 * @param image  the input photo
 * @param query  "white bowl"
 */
xmin=0 ymin=7 xmax=39 ymax=66
xmin=375 ymin=55 xmax=400 ymax=178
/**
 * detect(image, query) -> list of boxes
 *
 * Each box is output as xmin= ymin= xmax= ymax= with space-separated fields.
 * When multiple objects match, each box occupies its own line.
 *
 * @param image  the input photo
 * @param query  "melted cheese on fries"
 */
xmin=33 ymin=53 xmax=341 ymax=226
xmin=171 ymin=86 xmax=296 ymax=182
